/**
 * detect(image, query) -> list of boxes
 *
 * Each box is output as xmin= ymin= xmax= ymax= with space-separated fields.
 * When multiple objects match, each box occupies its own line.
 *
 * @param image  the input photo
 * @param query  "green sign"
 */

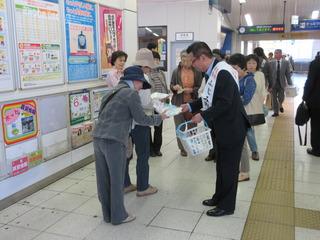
xmin=238 ymin=25 xmax=285 ymax=34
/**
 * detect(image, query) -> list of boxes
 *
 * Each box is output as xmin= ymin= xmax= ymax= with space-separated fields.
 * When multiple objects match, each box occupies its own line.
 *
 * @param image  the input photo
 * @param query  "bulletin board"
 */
xmin=0 ymin=0 xmax=15 ymax=92
xmin=69 ymin=91 xmax=91 ymax=125
xmin=65 ymin=0 xmax=98 ymax=82
xmin=1 ymin=100 xmax=39 ymax=145
xmin=99 ymin=5 xmax=122 ymax=74
xmin=13 ymin=0 xmax=64 ymax=89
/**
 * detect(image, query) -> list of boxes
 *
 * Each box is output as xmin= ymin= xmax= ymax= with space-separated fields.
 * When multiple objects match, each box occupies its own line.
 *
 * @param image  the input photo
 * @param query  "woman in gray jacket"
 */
xmin=93 ymin=66 xmax=168 ymax=225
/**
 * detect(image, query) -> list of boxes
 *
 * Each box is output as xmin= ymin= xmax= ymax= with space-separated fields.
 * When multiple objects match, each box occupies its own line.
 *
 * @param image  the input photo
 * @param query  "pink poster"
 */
xmin=99 ymin=5 xmax=122 ymax=73
xmin=12 ymin=156 xmax=28 ymax=176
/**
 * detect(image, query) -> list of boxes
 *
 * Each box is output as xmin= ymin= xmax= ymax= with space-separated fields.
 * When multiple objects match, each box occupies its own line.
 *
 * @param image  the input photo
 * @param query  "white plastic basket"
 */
xmin=176 ymin=121 xmax=213 ymax=156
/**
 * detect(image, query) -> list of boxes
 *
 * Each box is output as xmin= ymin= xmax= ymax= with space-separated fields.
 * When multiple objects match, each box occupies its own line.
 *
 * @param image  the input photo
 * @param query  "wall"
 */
xmin=137 ymin=0 xmax=222 ymax=74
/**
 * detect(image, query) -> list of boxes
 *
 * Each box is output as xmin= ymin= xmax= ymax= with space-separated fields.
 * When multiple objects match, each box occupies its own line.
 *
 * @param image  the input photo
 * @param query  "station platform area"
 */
xmin=0 ymin=75 xmax=319 ymax=240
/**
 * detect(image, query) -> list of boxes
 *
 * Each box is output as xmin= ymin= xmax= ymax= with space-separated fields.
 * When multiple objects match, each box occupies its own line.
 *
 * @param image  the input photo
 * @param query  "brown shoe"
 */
xmin=251 ymin=152 xmax=259 ymax=161
xmin=180 ymin=150 xmax=187 ymax=157
xmin=238 ymin=172 xmax=250 ymax=182
xmin=136 ymin=185 xmax=158 ymax=197
xmin=124 ymin=184 xmax=137 ymax=194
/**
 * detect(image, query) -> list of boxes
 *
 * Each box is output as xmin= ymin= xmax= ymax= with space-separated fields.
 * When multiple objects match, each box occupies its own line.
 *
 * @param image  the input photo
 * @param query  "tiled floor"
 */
xmin=0 ymin=74 xmax=320 ymax=239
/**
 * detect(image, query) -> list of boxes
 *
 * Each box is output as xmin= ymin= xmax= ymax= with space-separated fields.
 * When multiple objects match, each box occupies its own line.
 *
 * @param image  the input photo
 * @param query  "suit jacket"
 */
xmin=189 ymin=61 xmax=250 ymax=146
xmin=303 ymin=58 xmax=320 ymax=109
xmin=269 ymin=59 xmax=292 ymax=89
xmin=93 ymin=82 xmax=162 ymax=145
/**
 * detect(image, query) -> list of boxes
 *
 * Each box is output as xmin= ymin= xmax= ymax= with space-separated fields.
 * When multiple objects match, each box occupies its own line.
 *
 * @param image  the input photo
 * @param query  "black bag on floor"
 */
xmin=295 ymin=101 xmax=310 ymax=146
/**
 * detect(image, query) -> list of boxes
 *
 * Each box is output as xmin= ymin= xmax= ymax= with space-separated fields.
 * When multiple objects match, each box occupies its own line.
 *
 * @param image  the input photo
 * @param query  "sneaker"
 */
xmin=251 ymin=152 xmax=259 ymax=161
xmin=121 ymin=214 xmax=136 ymax=224
xmin=136 ymin=185 xmax=158 ymax=197
xmin=238 ymin=172 xmax=250 ymax=182
xmin=124 ymin=184 xmax=137 ymax=194
xmin=180 ymin=150 xmax=187 ymax=157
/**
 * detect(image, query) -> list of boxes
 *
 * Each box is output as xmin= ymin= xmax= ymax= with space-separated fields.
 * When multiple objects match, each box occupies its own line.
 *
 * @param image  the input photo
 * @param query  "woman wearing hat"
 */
xmin=93 ymin=66 xmax=168 ymax=225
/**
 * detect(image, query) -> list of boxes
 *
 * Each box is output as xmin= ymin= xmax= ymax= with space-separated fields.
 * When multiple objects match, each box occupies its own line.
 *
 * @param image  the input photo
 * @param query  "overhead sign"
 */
xmin=175 ymin=32 xmax=194 ymax=41
xmin=238 ymin=25 xmax=285 ymax=34
xmin=291 ymin=19 xmax=320 ymax=32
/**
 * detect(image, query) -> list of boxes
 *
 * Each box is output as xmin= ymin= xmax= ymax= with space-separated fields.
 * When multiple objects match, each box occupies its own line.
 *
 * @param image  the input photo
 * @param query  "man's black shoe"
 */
xmin=307 ymin=148 xmax=320 ymax=157
xmin=202 ymin=199 xmax=218 ymax=207
xmin=280 ymin=107 xmax=284 ymax=113
xmin=206 ymin=207 xmax=234 ymax=217
xmin=272 ymin=113 xmax=279 ymax=117
xmin=155 ymin=151 xmax=163 ymax=157
xmin=205 ymin=154 xmax=215 ymax=161
xmin=150 ymin=152 xmax=157 ymax=157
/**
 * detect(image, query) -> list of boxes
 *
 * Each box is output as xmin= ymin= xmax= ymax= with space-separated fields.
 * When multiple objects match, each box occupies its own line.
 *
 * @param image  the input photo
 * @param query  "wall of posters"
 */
xmin=69 ymin=91 xmax=91 ymax=125
xmin=65 ymin=0 xmax=98 ymax=81
xmin=1 ymin=100 xmax=39 ymax=145
xmin=99 ymin=5 xmax=122 ymax=73
xmin=0 ymin=0 xmax=14 ymax=91
xmin=14 ymin=0 xmax=64 ymax=89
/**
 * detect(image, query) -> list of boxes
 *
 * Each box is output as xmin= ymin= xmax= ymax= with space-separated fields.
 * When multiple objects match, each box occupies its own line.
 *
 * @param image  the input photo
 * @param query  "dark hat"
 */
xmin=120 ymin=66 xmax=151 ymax=89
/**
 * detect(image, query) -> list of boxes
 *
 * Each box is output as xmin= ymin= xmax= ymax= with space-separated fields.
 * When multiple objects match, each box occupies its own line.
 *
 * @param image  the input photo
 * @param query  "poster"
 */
xmin=69 ymin=91 xmax=91 ymax=125
xmin=65 ymin=0 xmax=98 ymax=81
xmin=2 ymin=100 xmax=39 ymax=145
xmin=71 ymin=121 xmax=93 ymax=148
xmin=99 ymin=5 xmax=122 ymax=73
xmin=28 ymin=150 xmax=43 ymax=168
xmin=0 ymin=0 xmax=14 ymax=91
xmin=91 ymin=88 xmax=108 ymax=119
xmin=11 ymin=156 xmax=28 ymax=176
xmin=14 ymin=0 xmax=64 ymax=88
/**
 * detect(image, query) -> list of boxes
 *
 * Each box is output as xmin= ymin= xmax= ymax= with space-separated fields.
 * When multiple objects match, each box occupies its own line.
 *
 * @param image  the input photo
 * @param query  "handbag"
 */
xmin=295 ymin=101 xmax=310 ymax=126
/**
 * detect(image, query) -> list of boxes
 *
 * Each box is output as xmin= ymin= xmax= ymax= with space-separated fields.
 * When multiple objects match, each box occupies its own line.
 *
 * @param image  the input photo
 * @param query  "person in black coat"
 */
xmin=181 ymin=42 xmax=250 ymax=217
xmin=303 ymin=55 xmax=320 ymax=157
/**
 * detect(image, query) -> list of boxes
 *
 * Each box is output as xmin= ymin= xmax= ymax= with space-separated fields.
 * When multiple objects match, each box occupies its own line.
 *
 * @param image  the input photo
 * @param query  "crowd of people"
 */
xmin=93 ymin=42 xmax=319 ymax=225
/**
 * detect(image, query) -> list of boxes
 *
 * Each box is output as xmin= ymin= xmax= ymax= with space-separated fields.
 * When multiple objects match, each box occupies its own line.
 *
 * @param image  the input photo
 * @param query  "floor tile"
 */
xmin=33 ymin=232 xmax=76 ymax=240
xmin=40 ymin=192 xmax=90 ymax=212
xmin=189 ymin=233 xmax=234 ymax=240
xmin=150 ymin=207 xmax=202 ymax=232
xmin=295 ymin=181 xmax=320 ymax=196
xmin=8 ymin=207 xmax=66 ymax=231
xmin=73 ymin=197 xmax=102 ymax=217
xmin=66 ymin=168 xmax=95 ymax=180
xmin=295 ymin=227 xmax=320 ymax=240
xmin=46 ymin=213 xmax=102 ymax=239
xmin=194 ymin=215 xmax=246 ymax=239
xmin=45 ymin=178 xmax=79 ymax=192
xmin=0 ymin=204 xmax=34 ymax=224
xmin=64 ymin=180 xmax=97 ymax=197
xmin=0 ymin=225 xmax=39 ymax=240
xmin=19 ymin=190 xmax=58 ymax=206
xmin=295 ymin=193 xmax=320 ymax=211
xmin=295 ymin=170 xmax=320 ymax=184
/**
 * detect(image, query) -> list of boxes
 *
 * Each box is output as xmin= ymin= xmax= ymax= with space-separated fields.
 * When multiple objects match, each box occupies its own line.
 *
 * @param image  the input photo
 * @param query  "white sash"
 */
xmin=202 ymin=61 xmax=239 ymax=110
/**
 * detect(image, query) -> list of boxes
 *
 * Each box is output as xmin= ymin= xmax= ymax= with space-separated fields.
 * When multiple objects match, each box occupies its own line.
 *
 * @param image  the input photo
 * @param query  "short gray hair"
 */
xmin=180 ymin=50 xmax=188 ymax=58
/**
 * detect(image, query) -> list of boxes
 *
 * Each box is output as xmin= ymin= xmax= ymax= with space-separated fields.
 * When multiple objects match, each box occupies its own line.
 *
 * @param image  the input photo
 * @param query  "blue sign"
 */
xmin=65 ymin=0 xmax=98 ymax=82
xmin=238 ymin=25 xmax=285 ymax=35
xmin=291 ymin=19 xmax=320 ymax=32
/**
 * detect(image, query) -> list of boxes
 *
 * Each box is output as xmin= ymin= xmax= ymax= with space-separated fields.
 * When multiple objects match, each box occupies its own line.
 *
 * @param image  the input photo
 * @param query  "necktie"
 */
xmin=276 ymin=60 xmax=280 ymax=82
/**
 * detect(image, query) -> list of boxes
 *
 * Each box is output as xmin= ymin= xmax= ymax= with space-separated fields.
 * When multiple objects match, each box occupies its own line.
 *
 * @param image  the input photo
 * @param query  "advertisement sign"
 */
xmin=71 ymin=121 xmax=93 ymax=148
xmin=291 ymin=19 xmax=320 ymax=32
xmin=99 ymin=5 xmax=122 ymax=73
xmin=28 ymin=150 xmax=43 ymax=168
xmin=0 ymin=0 xmax=14 ymax=91
xmin=65 ymin=0 xmax=98 ymax=81
xmin=69 ymin=91 xmax=91 ymax=125
xmin=238 ymin=24 xmax=285 ymax=34
xmin=11 ymin=156 xmax=28 ymax=176
xmin=2 ymin=100 xmax=39 ymax=145
xmin=91 ymin=88 xmax=108 ymax=119
xmin=14 ymin=0 xmax=64 ymax=88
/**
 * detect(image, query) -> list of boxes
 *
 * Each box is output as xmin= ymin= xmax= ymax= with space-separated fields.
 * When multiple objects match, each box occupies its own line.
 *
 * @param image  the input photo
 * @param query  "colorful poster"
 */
xmin=11 ymin=156 xmax=28 ymax=176
xmin=28 ymin=150 xmax=43 ymax=168
xmin=14 ymin=0 xmax=64 ymax=88
xmin=65 ymin=0 xmax=98 ymax=81
xmin=99 ymin=5 xmax=122 ymax=73
xmin=2 ymin=100 xmax=39 ymax=145
xmin=91 ymin=88 xmax=108 ymax=119
xmin=71 ymin=121 xmax=93 ymax=148
xmin=0 ymin=0 xmax=14 ymax=91
xmin=69 ymin=91 xmax=91 ymax=125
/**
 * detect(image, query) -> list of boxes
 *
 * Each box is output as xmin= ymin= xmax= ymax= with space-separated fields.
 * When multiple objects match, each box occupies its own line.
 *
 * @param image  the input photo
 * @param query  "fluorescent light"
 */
xmin=311 ymin=10 xmax=319 ymax=19
xmin=152 ymin=33 xmax=159 ymax=37
xmin=145 ymin=27 xmax=152 ymax=33
xmin=239 ymin=0 xmax=246 ymax=3
xmin=245 ymin=14 xmax=253 ymax=26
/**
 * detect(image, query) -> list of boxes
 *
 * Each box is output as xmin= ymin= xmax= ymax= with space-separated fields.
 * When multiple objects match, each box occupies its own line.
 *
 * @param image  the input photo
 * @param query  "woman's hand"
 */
xmin=180 ymin=104 xmax=190 ymax=113
xmin=191 ymin=113 xmax=203 ymax=123
xmin=160 ymin=111 xmax=169 ymax=120
xmin=173 ymin=84 xmax=182 ymax=91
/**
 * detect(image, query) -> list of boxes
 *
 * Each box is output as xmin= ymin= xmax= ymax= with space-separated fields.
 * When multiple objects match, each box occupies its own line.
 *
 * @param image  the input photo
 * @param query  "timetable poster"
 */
xmin=0 ymin=0 xmax=14 ymax=91
xmin=14 ymin=0 xmax=64 ymax=89
xmin=69 ymin=91 xmax=91 ymax=125
xmin=99 ymin=5 xmax=122 ymax=73
xmin=1 ymin=100 xmax=39 ymax=145
xmin=65 ymin=0 xmax=98 ymax=81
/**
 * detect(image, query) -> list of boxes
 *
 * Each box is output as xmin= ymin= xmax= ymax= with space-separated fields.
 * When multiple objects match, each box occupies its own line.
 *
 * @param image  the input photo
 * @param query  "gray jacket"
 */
xmin=93 ymin=82 xmax=162 ymax=145
xmin=269 ymin=59 xmax=292 ymax=89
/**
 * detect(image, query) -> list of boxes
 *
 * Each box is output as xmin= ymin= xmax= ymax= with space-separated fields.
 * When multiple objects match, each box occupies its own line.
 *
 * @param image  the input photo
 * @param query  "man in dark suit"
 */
xmin=303 ymin=55 xmax=320 ymax=157
xmin=181 ymin=42 xmax=250 ymax=217
xmin=269 ymin=49 xmax=292 ymax=117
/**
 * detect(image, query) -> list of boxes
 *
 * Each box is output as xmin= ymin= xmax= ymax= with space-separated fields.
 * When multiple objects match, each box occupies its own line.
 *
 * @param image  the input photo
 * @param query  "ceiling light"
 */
xmin=239 ymin=0 xmax=246 ymax=3
xmin=152 ymin=33 xmax=159 ymax=37
xmin=145 ymin=27 xmax=152 ymax=33
xmin=245 ymin=14 xmax=253 ymax=26
xmin=311 ymin=10 xmax=319 ymax=19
